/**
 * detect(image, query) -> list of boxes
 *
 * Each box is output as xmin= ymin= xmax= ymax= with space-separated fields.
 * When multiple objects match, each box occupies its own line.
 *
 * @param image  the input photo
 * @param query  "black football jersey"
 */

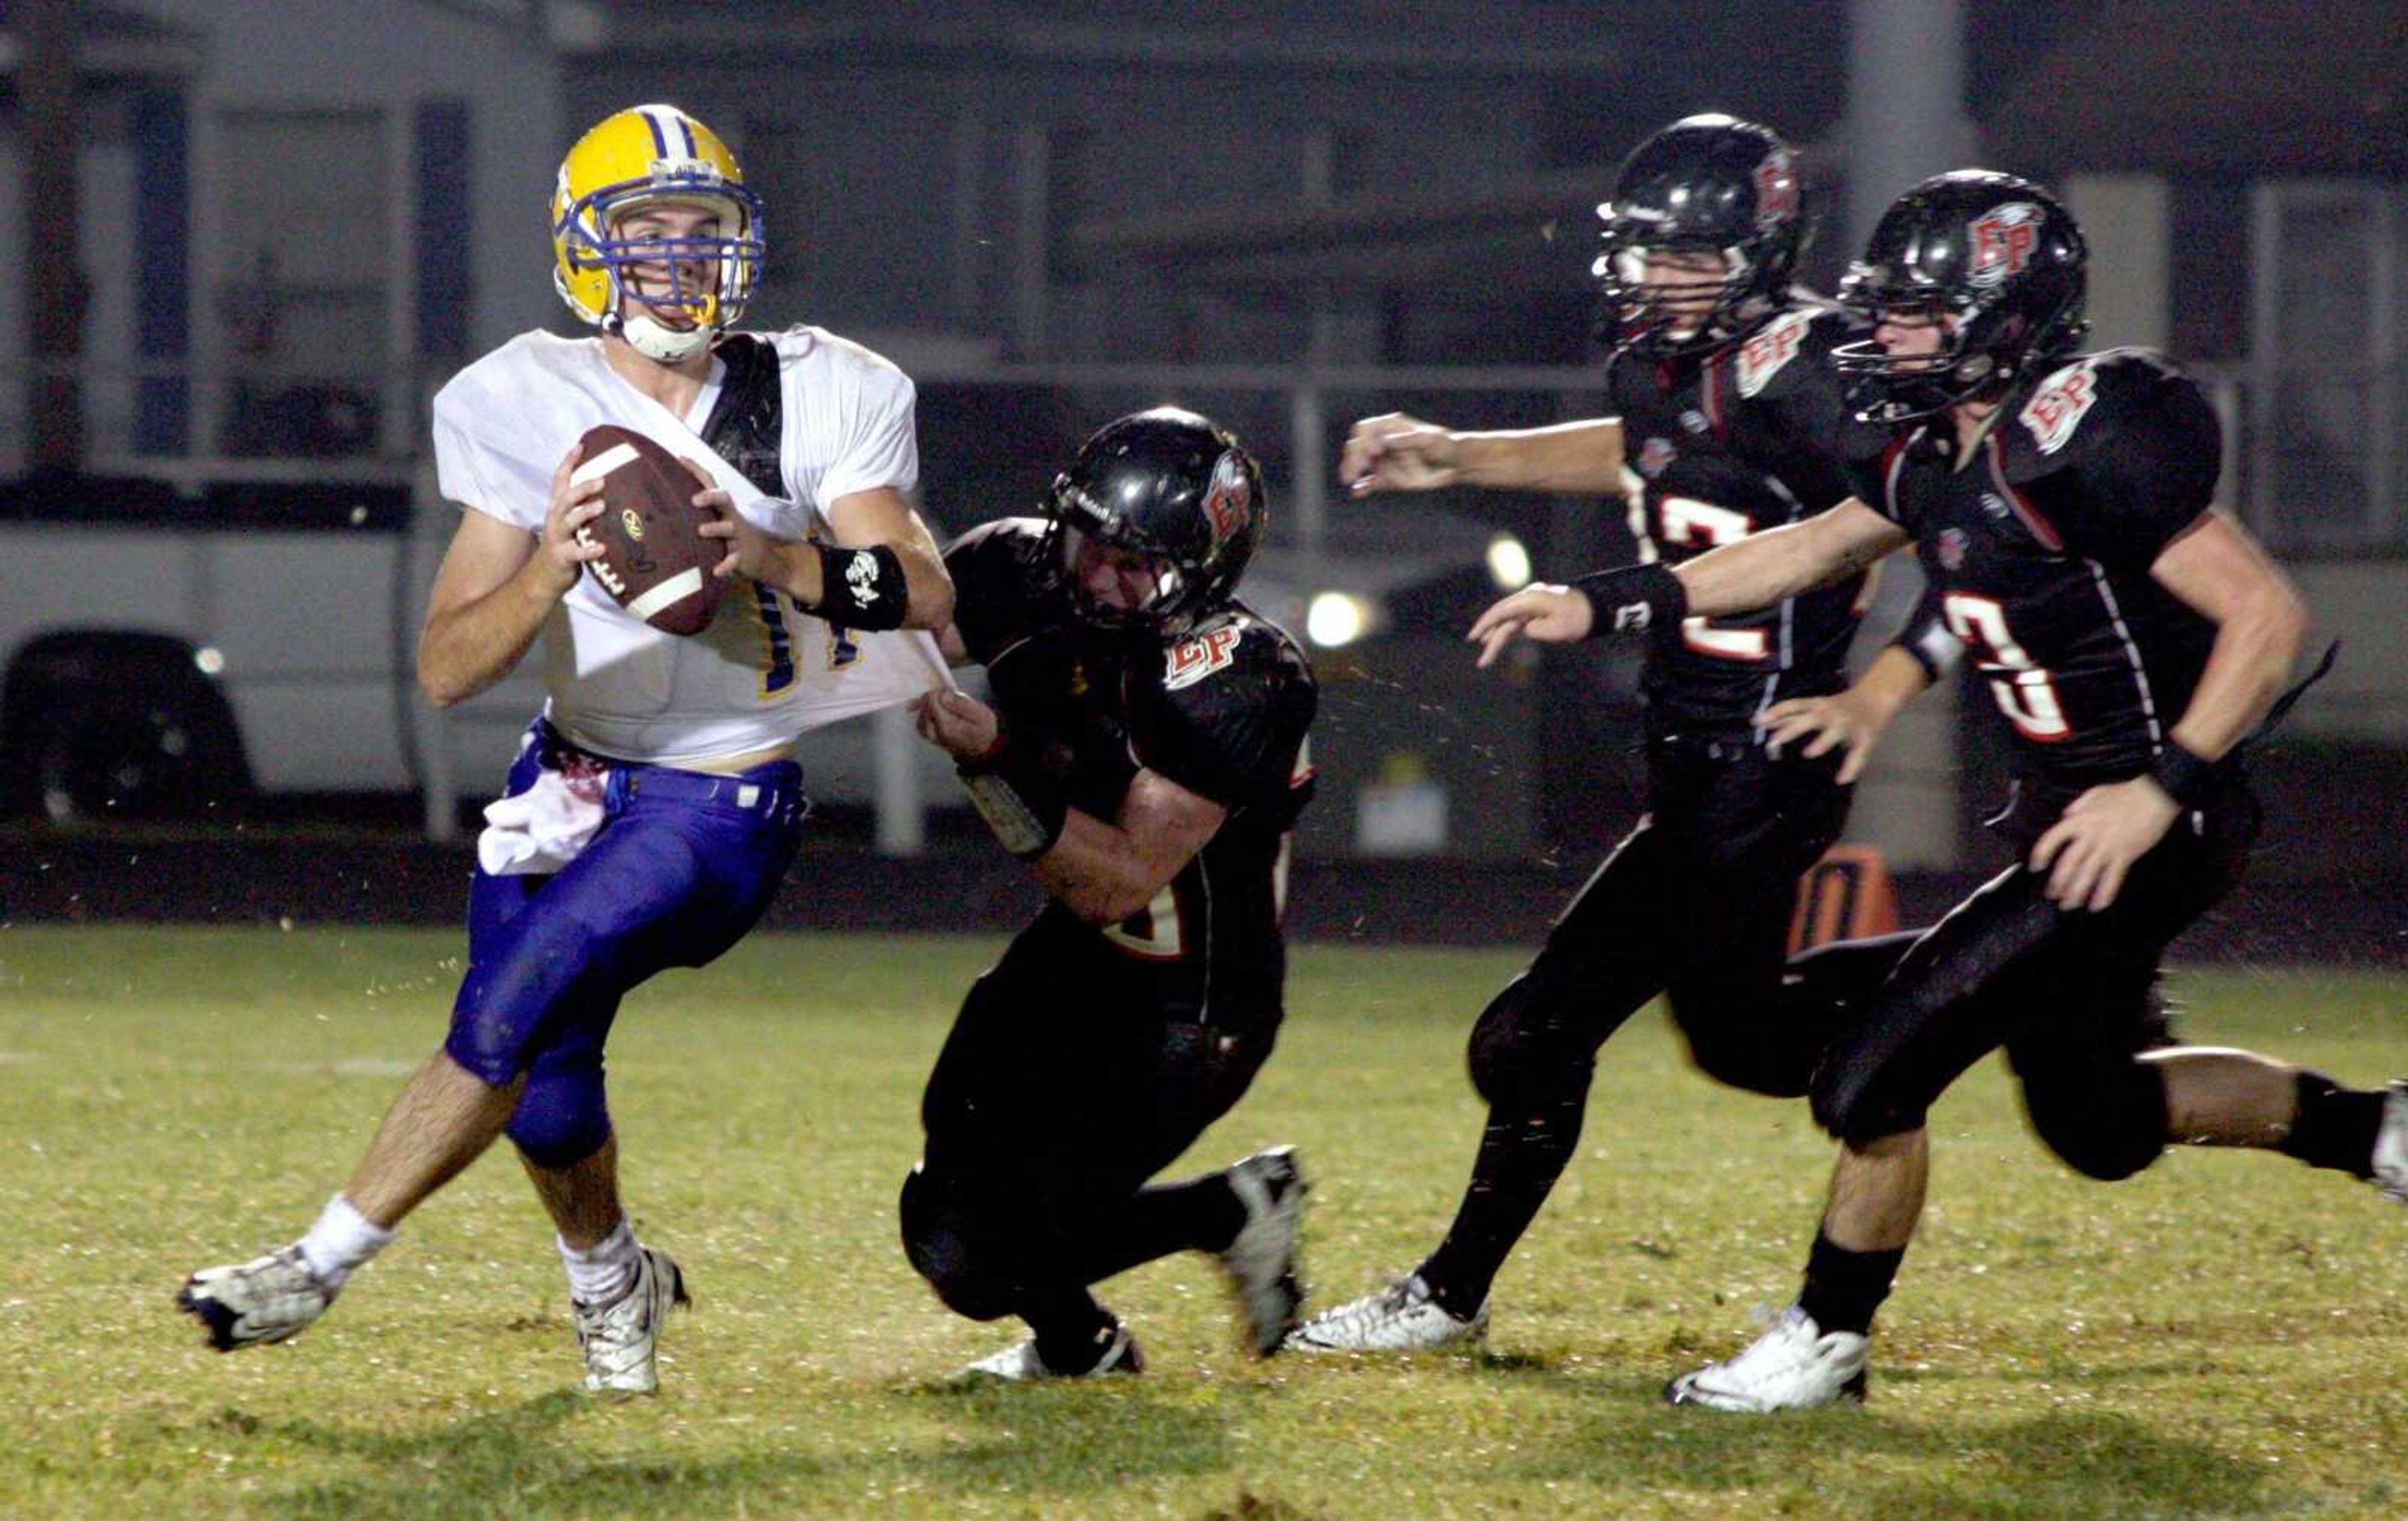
xmin=1608 ymin=298 xmax=1891 ymax=737
xmin=1847 ymin=348 xmax=2222 ymax=787
xmin=946 ymin=518 xmax=1318 ymax=1019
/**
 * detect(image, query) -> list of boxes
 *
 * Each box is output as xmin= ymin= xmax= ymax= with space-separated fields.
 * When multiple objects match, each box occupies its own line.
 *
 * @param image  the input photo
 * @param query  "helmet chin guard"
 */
xmin=613 ymin=310 xmax=713 ymax=362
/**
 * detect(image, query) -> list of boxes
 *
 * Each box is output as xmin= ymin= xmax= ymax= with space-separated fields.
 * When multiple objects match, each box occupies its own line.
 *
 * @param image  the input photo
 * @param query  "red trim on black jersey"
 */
xmin=1985 ymin=433 xmax=2066 ymax=552
xmin=1878 ymin=430 xmax=1918 ymax=520
xmin=1701 ymin=355 xmax=1729 ymax=439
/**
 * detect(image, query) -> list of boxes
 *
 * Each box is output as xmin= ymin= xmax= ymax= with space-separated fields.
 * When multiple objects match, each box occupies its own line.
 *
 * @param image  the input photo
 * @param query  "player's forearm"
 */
xmin=1846 ymin=645 xmax=1934 ymax=730
xmin=418 ymin=559 xmax=569 ymax=708
xmin=1033 ymin=810 xmax=1168 ymax=925
xmin=881 ymin=536 xmax=955 ymax=631
xmin=765 ymin=531 xmax=955 ymax=632
xmin=2165 ymin=581 xmax=2308 ymax=763
xmin=1452 ymin=420 xmax=1626 ymax=493
xmin=1669 ymin=523 xmax=1824 ymax=618
xmin=1677 ymin=503 xmax=1900 ymax=618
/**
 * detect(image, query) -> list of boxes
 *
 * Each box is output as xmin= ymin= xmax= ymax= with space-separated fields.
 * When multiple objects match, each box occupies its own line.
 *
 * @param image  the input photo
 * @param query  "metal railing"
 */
xmin=11 ymin=355 xmax=2401 ymax=554
xmin=6 ymin=354 xmax=2404 ymax=853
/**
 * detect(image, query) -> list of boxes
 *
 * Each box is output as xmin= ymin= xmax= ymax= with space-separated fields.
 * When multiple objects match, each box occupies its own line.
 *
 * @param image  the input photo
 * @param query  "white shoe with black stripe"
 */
xmin=574 ymin=1245 xmax=689 ymax=1395
xmin=1219 ymin=1147 xmax=1311 ymax=1355
xmin=1665 ymin=1305 xmax=1869 ymax=1413
xmin=1284 ymin=1272 xmax=1488 ymax=1354
xmin=178 ymin=1245 xmax=335 ymax=1351
xmin=961 ymin=1323 xmax=1144 ymax=1381
xmin=2372 ymin=1080 xmax=2408 ymax=1204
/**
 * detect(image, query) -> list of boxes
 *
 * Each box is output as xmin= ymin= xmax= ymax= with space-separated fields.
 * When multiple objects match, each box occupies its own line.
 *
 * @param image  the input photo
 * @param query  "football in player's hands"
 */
xmin=569 ymin=424 xmax=725 ymax=635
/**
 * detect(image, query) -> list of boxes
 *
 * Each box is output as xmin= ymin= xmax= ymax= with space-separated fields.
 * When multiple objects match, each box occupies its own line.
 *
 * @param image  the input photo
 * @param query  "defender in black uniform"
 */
xmin=1479 ymin=171 xmax=2408 ymax=1409
xmin=902 ymin=409 xmax=1319 ymax=1379
xmin=1292 ymin=115 xmax=1931 ymax=1355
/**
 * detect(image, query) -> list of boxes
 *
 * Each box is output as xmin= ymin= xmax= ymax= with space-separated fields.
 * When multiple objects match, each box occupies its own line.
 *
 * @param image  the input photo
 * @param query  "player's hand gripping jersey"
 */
xmin=1607 ymin=300 xmax=1892 ymax=737
xmin=431 ymin=327 xmax=944 ymax=764
xmin=947 ymin=518 xmax=1316 ymax=1023
xmin=1848 ymin=349 xmax=2222 ymax=789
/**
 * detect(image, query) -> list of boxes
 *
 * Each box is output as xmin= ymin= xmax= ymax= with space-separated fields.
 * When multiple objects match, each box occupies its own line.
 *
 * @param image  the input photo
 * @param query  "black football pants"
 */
xmin=1810 ymin=782 xmax=2259 ymax=1181
xmin=900 ymin=924 xmax=1277 ymax=1325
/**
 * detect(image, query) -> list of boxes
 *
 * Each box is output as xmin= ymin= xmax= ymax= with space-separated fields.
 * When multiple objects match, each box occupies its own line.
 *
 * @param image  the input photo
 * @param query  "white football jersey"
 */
xmin=431 ymin=328 xmax=946 ymax=766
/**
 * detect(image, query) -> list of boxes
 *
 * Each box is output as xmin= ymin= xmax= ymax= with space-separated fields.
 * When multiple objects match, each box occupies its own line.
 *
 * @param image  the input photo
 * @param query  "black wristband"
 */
xmin=1890 ymin=622 xmax=1965 ymax=686
xmin=2148 ymin=740 xmax=2219 ymax=809
xmin=1570 ymin=562 xmax=1688 ymax=641
xmin=810 ymin=542 xmax=909 ymax=630
xmin=958 ymin=730 xmax=1068 ymax=860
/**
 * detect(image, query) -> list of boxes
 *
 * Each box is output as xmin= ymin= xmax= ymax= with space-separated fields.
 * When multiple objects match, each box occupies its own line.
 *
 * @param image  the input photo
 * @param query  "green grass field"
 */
xmin=2 ymin=925 xmax=2402 ymax=1520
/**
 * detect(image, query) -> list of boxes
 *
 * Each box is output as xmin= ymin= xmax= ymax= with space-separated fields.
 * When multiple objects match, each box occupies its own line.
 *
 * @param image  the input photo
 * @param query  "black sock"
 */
xmin=1064 ymin=1173 xmax=1248 ymax=1285
xmin=1023 ymin=1286 xmax=1119 ymax=1372
xmin=1417 ymin=1092 xmax=1588 ymax=1321
xmin=2278 ymin=1070 xmax=2385 ymax=1178
xmin=1797 ymin=1229 xmax=1904 ymax=1337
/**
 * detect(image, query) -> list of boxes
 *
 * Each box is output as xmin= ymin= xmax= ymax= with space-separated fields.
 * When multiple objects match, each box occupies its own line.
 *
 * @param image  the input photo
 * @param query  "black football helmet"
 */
xmin=1044 ymin=408 xmax=1267 ymax=636
xmin=1832 ymin=170 xmax=2089 ymax=423
xmin=1594 ymin=113 xmax=1808 ymax=359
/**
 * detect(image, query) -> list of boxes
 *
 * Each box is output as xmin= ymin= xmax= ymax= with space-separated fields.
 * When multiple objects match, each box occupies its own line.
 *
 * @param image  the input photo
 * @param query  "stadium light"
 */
xmin=1306 ymin=591 xmax=1375 ymax=648
xmin=1486 ymin=533 xmax=1533 ymax=590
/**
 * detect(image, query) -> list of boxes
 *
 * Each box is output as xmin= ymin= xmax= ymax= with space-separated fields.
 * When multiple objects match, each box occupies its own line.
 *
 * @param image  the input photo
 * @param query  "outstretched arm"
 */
xmin=1466 ymin=498 xmax=1908 ymax=666
xmin=1342 ymin=413 xmax=1628 ymax=497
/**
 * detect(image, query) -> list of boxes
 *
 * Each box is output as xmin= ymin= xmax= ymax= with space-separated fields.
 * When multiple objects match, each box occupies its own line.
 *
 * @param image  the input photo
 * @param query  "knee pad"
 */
xmin=898 ymin=1165 xmax=1017 ymax=1322
xmin=2022 ymin=1061 xmax=2167 ymax=1181
xmin=505 ymin=1055 xmax=613 ymax=1169
xmin=1809 ymin=1033 xmax=1930 ymax=1145
xmin=1465 ymin=974 xmax=1597 ymax=1109
xmin=444 ymin=1003 xmax=542 ymax=1088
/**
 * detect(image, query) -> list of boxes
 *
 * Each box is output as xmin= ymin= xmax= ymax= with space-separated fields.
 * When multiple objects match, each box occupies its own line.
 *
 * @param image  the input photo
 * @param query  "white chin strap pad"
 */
xmin=618 ymin=313 xmax=713 ymax=362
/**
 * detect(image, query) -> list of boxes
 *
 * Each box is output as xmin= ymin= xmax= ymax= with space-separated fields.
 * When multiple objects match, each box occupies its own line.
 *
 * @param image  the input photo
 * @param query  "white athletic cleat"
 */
xmin=179 ymin=1245 xmax=335 ymax=1351
xmin=1219 ymin=1147 xmax=1311 ymax=1355
xmin=1665 ymin=1305 xmax=1869 ymax=1413
xmin=2374 ymin=1080 xmax=2408 ymax=1205
xmin=1284 ymin=1272 xmax=1488 ymax=1354
xmin=960 ymin=1323 xmax=1145 ymax=1381
xmin=574 ymin=1245 xmax=689 ymax=1396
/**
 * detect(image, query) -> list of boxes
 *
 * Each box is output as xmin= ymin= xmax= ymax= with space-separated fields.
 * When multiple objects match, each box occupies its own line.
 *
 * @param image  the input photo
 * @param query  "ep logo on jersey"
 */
xmin=2019 ymin=361 xmax=2099 ymax=455
xmin=1164 ymin=626 xmax=1242 ymax=691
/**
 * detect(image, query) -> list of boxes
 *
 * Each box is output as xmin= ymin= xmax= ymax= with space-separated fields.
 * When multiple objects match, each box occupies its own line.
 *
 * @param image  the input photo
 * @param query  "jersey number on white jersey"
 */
xmin=751 ymin=583 xmax=860 ymax=698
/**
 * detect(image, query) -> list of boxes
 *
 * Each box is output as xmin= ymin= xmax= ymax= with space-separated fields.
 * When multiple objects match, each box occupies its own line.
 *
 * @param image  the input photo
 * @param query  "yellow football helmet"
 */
xmin=550 ymin=104 xmax=764 ymax=361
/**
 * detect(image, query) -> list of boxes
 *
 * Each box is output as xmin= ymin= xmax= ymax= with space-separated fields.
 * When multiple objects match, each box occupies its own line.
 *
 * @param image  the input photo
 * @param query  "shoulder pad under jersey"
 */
xmin=943 ymin=517 xmax=1061 ymax=666
xmin=1130 ymin=608 xmax=1318 ymax=813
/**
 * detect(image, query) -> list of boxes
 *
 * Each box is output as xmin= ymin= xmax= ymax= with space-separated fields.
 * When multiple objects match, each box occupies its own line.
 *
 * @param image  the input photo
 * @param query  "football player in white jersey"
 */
xmin=179 ymin=103 xmax=953 ymax=1395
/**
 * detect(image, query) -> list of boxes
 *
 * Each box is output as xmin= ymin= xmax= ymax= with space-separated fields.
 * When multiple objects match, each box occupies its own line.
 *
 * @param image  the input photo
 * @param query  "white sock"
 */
xmin=559 ymin=1221 xmax=638 ymax=1307
xmin=297 ymin=1194 xmax=394 ymax=1291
